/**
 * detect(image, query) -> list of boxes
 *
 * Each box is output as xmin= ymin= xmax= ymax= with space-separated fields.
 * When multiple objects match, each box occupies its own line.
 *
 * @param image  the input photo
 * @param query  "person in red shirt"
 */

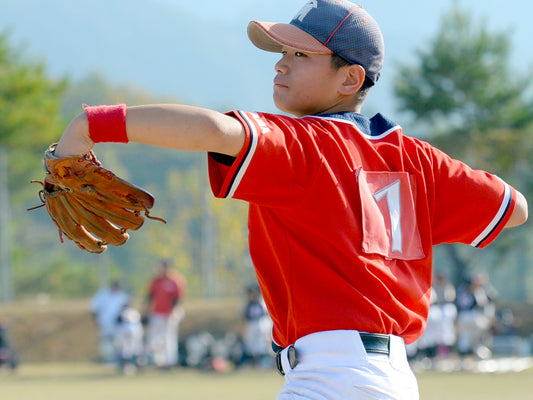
xmin=51 ymin=1 xmax=527 ymax=398
xmin=145 ymin=260 xmax=186 ymax=368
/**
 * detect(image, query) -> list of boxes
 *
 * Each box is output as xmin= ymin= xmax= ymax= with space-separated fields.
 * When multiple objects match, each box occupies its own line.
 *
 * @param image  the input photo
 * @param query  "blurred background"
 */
xmin=0 ymin=0 xmax=532 ymax=376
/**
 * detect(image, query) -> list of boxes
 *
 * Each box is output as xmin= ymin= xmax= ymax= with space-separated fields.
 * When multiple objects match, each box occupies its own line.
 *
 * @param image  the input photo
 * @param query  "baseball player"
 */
xmin=144 ymin=260 xmax=186 ymax=368
xmin=90 ymin=281 xmax=129 ymax=363
xmin=115 ymin=304 xmax=145 ymax=374
xmin=50 ymin=1 xmax=527 ymax=399
xmin=455 ymin=272 xmax=497 ymax=359
xmin=242 ymin=284 xmax=273 ymax=366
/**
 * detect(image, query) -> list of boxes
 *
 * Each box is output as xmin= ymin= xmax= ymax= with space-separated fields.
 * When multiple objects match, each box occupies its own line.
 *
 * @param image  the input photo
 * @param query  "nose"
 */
xmin=275 ymin=56 xmax=287 ymax=74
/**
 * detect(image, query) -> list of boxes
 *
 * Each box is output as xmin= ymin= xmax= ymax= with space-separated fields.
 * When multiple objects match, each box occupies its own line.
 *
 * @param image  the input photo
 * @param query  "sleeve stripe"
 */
xmin=470 ymin=181 xmax=512 ymax=248
xmin=224 ymin=111 xmax=259 ymax=199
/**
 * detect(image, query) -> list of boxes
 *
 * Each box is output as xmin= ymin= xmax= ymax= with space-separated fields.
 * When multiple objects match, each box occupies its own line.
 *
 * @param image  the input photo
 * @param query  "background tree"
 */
xmin=0 ymin=32 xmax=66 ymax=196
xmin=394 ymin=7 xmax=533 ymax=298
xmin=0 ymin=32 xmax=67 ymax=301
xmin=0 ymin=40 xmax=252 ymax=301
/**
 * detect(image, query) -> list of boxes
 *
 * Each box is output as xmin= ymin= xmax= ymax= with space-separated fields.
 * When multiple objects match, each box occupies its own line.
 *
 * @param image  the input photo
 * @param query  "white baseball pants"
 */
xmin=276 ymin=330 xmax=419 ymax=400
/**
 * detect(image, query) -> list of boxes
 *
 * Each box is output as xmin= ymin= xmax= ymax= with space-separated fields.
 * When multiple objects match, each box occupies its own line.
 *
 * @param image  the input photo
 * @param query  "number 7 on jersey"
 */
xmin=357 ymin=169 xmax=424 ymax=260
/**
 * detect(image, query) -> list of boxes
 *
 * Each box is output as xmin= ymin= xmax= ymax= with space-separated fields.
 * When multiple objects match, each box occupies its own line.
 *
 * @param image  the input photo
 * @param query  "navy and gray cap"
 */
xmin=247 ymin=0 xmax=385 ymax=84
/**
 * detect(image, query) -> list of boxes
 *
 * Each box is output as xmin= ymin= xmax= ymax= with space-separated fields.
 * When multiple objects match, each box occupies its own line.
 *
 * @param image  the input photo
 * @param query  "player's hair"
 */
xmin=331 ymin=54 xmax=373 ymax=104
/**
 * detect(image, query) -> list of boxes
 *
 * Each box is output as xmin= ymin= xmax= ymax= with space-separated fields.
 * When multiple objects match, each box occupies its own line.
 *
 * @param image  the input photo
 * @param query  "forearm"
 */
xmin=127 ymin=104 xmax=244 ymax=155
xmin=55 ymin=104 xmax=245 ymax=157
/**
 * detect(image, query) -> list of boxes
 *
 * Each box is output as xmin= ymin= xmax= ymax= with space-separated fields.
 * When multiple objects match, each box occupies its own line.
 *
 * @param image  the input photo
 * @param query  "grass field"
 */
xmin=1 ymin=362 xmax=533 ymax=400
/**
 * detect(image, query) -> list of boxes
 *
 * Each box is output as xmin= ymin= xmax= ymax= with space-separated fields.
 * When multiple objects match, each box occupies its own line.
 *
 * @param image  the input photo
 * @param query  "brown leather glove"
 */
xmin=29 ymin=143 xmax=165 ymax=253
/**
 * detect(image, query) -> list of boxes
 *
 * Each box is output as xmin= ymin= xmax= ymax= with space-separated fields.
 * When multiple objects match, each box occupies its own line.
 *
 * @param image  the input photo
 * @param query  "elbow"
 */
xmin=506 ymin=191 xmax=528 ymax=228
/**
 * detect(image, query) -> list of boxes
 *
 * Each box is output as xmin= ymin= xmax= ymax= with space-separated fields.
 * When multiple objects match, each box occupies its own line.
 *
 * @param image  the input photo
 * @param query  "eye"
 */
xmin=280 ymin=50 xmax=307 ymax=58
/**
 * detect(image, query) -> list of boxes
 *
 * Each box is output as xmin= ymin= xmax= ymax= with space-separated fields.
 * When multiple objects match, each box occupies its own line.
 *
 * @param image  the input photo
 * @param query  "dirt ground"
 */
xmin=1 ymin=298 xmax=532 ymax=363
xmin=0 ymin=297 xmax=245 ymax=362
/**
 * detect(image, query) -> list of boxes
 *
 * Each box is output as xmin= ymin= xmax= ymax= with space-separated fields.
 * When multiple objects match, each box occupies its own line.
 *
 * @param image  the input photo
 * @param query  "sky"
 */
xmin=167 ymin=0 xmax=533 ymax=64
xmin=179 ymin=1 xmax=532 ymax=67
xmin=1 ymin=0 xmax=532 ymax=118
xmin=167 ymin=0 xmax=533 ymax=114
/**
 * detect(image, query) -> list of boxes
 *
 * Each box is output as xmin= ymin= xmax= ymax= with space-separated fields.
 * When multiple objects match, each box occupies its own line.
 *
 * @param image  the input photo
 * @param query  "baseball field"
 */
xmin=1 ymin=362 xmax=532 ymax=400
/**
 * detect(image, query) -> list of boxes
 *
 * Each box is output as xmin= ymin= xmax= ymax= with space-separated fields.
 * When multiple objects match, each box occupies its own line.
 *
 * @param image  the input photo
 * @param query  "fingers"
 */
xmin=65 ymin=194 xmax=130 ymax=246
xmin=45 ymin=191 xmax=106 ymax=253
xmin=73 ymin=186 xmax=145 ymax=230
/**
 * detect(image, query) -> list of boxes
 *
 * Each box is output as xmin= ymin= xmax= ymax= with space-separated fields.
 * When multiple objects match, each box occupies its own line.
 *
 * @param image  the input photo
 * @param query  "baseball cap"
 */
xmin=248 ymin=0 xmax=384 ymax=84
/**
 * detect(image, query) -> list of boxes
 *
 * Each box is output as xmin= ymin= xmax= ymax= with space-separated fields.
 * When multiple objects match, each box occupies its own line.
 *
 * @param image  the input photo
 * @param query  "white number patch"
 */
xmin=357 ymin=169 xmax=424 ymax=260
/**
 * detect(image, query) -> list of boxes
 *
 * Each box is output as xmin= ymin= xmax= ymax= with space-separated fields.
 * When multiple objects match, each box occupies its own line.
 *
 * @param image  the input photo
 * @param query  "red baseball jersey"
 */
xmin=208 ymin=111 xmax=516 ymax=346
xmin=148 ymin=273 xmax=186 ymax=315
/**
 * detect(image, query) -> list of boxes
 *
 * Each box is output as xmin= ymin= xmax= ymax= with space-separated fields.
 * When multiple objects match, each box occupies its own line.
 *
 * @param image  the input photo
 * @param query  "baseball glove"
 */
xmin=28 ymin=143 xmax=166 ymax=253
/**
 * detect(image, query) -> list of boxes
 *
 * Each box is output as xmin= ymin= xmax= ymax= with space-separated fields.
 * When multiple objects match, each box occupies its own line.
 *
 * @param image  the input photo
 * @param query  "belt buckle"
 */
xmin=288 ymin=344 xmax=299 ymax=369
xmin=275 ymin=344 xmax=299 ymax=376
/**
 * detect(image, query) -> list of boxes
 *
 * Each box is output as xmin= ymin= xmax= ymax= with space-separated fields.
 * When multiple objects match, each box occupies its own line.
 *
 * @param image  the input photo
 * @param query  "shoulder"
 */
xmin=171 ymin=272 xmax=186 ymax=287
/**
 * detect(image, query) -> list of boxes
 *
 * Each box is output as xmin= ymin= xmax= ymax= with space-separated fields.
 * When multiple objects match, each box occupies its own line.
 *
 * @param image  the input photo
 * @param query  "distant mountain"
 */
xmin=0 ymin=0 xmax=281 ymax=112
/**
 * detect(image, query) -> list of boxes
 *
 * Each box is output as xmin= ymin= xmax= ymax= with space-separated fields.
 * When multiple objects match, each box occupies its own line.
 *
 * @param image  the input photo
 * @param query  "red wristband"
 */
xmin=84 ymin=104 xmax=129 ymax=143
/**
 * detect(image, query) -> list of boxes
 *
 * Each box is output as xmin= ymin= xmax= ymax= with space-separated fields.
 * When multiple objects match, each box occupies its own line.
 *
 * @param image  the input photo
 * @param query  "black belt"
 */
xmin=273 ymin=332 xmax=391 ymax=376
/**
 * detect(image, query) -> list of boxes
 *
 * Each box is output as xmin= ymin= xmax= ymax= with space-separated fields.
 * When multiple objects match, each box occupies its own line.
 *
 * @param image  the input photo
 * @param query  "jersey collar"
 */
xmin=312 ymin=112 xmax=400 ymax=138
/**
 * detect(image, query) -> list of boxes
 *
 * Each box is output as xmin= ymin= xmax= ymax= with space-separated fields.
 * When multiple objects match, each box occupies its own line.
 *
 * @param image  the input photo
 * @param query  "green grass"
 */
xmin=418 ymin=369 xmax=533 ymax=400
xmin=1 ymin=363 xmax=532 ymax=400
xmin=1 ymin=363 xmax=280 ymax=400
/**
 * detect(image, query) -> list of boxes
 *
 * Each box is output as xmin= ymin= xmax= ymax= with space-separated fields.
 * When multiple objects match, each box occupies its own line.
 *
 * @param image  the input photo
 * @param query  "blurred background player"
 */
xmin=90 ymin=281 xmax=129 ymax=364
xmin=115 ymin=304 xmax=145 ymax=374
xmin=455 ymin=272 xmax=498 ymax=360
xmin=144 ymin=259 xmax=187 ymax=368
xmin=0 ymin=319 xmax=18 ymax=371
xmin=242 ymin=284 xmax=273 ymax=367
xmin=432 ymin=272 xmax=457 ymax=360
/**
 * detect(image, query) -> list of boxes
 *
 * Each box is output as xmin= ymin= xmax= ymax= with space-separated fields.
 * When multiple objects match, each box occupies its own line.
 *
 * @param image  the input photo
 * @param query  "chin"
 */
xmin=274 ymin=99 xmax=298 ymax=116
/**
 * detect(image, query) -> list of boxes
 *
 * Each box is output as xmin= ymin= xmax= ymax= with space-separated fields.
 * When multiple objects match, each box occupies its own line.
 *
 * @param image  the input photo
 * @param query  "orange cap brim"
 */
xmin=247 ymin=21 xmax=333 ymax=55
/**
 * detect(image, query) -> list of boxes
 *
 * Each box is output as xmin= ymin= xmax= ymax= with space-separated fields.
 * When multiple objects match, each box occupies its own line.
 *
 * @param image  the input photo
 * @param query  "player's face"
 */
xmin=273 ymin=47 xmax=348 ymax=117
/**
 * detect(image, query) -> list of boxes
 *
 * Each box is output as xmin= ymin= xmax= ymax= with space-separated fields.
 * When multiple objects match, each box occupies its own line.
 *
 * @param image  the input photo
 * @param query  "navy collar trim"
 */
xmin=311 ymin=112 xmax=401 ymax=139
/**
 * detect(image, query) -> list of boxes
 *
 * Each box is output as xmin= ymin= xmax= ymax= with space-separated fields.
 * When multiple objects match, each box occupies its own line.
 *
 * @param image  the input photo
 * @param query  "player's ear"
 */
xmin=338 ymin=64 xmax=366 ymax=96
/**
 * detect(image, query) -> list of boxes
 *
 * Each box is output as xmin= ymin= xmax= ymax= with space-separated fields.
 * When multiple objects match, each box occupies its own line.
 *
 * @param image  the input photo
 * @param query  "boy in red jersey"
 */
xmin=144 ymin=260 xmax=186 ymax=368
xmin=52 ymin=1 xmax=527 ymax=398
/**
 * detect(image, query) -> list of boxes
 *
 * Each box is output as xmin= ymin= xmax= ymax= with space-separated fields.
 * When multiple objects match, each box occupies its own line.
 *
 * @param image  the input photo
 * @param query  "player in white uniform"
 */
xmin=90 ymin=281 xmax=129 ymax=363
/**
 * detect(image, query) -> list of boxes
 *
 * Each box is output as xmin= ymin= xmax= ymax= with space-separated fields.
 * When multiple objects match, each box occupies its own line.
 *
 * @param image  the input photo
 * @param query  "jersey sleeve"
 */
xmin=430 ymin=147 xmax=516 ymax=248
xmin=208 ymin=111 xmax=321 ymax=206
